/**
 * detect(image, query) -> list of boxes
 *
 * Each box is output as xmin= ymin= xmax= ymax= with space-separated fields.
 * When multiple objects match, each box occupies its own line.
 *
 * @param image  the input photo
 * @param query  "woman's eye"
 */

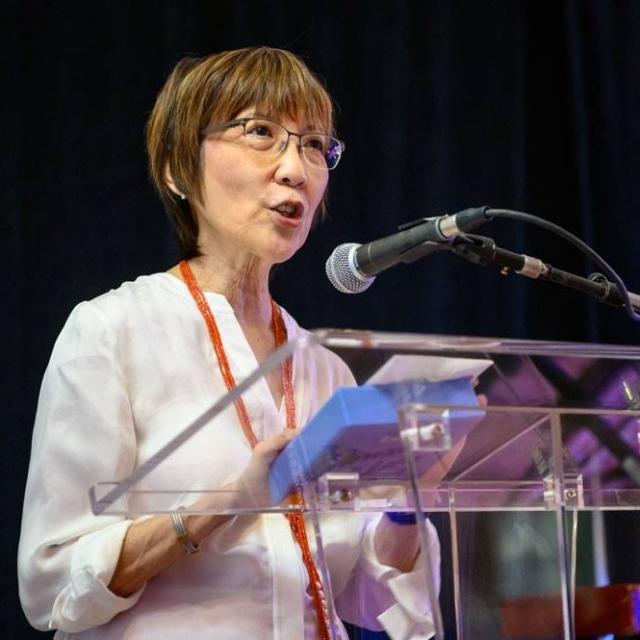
xmin=247 ymin=123 xmax=274 ymax=138
xmin=304 ymin=136 xmax=326 ymax=152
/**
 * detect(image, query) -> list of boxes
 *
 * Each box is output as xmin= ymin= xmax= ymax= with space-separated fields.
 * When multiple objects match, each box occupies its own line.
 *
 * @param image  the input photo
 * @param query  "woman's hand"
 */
xmin=235 ymin=430 xmax=297 ymax=507
xmin=110 ymin=430 xmax=296 ymax=597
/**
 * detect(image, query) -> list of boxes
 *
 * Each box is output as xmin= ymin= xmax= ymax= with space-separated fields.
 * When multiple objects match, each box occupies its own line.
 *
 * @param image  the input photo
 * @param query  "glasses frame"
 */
xmin=200 ymin=117 xmax=346 ymax=171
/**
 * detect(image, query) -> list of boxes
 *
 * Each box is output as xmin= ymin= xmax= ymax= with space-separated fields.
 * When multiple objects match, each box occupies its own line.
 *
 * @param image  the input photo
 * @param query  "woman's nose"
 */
xmin=274 ymin=135 xmax=307 ymax=186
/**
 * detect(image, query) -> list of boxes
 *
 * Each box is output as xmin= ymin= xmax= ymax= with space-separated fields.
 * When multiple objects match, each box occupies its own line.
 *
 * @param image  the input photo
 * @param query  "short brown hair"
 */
xmin=146 ymin=47 xmax=335 ymax=257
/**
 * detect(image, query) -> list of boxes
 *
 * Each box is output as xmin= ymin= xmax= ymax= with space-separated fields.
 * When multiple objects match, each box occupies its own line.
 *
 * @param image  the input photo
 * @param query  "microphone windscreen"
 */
xmin=325 ymin=243 xmax=375 ymax=294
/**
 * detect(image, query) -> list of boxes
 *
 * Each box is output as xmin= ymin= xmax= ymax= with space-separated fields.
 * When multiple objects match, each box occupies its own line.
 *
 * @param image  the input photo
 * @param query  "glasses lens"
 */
xmin=243 ymin=119 xmax=285 ymax=152
xmin=325 ymin=138 xmax=344 ymax=170
xmin=301 ymin=134 xmax=343 ymax=170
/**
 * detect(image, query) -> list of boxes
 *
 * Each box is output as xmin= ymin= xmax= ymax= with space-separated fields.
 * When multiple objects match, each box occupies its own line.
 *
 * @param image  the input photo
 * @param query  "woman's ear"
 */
xmin=164 ymin=165 xmax=186 ymax=200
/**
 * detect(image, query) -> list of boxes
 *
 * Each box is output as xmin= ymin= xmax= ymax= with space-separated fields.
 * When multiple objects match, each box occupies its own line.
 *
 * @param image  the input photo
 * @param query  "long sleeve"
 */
xmin=335 ymin=513 xmax=441 ymax=640
xmin=18 ymin=303 xmax=143 ymax=632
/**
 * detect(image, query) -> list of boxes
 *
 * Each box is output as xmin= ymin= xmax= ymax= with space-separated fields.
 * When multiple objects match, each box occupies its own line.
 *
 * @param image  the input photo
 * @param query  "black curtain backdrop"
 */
xmin=4 ymin=1 xmax=640 ymax=637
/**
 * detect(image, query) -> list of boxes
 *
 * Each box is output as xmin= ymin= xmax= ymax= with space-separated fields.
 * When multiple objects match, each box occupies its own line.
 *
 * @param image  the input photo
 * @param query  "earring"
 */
xmin=179 ymin=193 xmax=186 ymax=201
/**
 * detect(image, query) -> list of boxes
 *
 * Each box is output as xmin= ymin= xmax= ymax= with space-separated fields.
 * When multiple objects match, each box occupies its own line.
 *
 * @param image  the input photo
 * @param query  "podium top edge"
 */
xmin=311 ymin=329 xmax=640 ymax=358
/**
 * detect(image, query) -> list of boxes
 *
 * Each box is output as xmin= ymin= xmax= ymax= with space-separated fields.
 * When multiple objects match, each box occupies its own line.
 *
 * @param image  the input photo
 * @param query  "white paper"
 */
xmin=365 ymin=354 xmax=493 ymax=385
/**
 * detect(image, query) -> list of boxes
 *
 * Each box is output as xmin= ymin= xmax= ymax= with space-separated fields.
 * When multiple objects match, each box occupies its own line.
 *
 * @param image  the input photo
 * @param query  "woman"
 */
xmin=18 ymin=47 xmax=439 ymax=639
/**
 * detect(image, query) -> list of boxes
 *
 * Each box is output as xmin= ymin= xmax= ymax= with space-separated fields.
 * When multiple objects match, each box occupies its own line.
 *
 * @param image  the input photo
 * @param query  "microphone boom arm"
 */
xmin=450 ymin=234 xmax=640 ymax=313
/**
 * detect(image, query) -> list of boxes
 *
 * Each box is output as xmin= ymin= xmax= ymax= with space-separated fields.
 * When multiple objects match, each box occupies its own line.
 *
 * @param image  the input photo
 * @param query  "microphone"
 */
xmin=326 ymin=206 xmax=491 ymax=294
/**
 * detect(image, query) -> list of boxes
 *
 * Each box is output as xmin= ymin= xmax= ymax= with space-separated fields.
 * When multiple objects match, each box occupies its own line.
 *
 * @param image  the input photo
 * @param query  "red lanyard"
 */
xmin=179 ymin=260 xmax=332 ymax=640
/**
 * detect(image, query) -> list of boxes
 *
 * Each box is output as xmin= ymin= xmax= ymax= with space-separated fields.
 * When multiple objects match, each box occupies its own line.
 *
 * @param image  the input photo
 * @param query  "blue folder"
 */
xmin=269 ymin=379 xmax=482 ymax=503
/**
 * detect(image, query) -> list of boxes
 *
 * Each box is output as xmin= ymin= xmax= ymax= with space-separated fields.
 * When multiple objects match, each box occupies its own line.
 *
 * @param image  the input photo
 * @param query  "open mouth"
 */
xmin=272 ymin=203 xmax=302 ymax=219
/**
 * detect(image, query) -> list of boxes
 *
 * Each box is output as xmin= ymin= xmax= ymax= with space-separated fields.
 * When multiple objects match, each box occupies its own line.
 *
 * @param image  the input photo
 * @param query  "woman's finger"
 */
xmin=252 ymin=430 xmax=296 ymax=464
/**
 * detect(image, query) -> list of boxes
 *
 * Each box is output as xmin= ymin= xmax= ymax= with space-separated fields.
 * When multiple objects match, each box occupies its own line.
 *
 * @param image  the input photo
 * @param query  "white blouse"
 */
xmin=18 ymin=273 xmax=439 ymax=639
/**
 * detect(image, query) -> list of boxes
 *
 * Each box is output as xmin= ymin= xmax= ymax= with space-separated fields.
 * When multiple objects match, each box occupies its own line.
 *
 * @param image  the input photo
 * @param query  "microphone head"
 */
xmin=325 ymin=243 xmax=375 ymax=294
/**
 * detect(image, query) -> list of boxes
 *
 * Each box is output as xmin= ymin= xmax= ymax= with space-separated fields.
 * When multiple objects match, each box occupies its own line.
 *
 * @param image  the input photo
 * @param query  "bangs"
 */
xmin=204 ymin=48 xmax=334 ymax=134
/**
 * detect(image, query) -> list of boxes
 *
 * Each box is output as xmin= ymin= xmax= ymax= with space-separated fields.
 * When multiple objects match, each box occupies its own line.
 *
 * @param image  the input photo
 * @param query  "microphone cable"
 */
xmin=485 ymin=208 xmax=640 ymax=322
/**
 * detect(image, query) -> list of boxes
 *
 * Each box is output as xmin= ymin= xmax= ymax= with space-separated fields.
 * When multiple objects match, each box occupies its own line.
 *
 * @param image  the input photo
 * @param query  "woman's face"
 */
xmin=194 ymin=107 xmax=329 ymax=268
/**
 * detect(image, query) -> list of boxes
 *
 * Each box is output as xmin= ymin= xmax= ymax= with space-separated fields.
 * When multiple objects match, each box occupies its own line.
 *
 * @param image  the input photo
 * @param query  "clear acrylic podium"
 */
xmin=90 ymin=330 xmax=640 ymax=640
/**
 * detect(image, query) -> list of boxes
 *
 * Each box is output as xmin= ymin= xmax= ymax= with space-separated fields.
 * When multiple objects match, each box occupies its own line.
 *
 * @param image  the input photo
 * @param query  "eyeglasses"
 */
xmin=200 ymin=117 xmax=345 ymax=171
